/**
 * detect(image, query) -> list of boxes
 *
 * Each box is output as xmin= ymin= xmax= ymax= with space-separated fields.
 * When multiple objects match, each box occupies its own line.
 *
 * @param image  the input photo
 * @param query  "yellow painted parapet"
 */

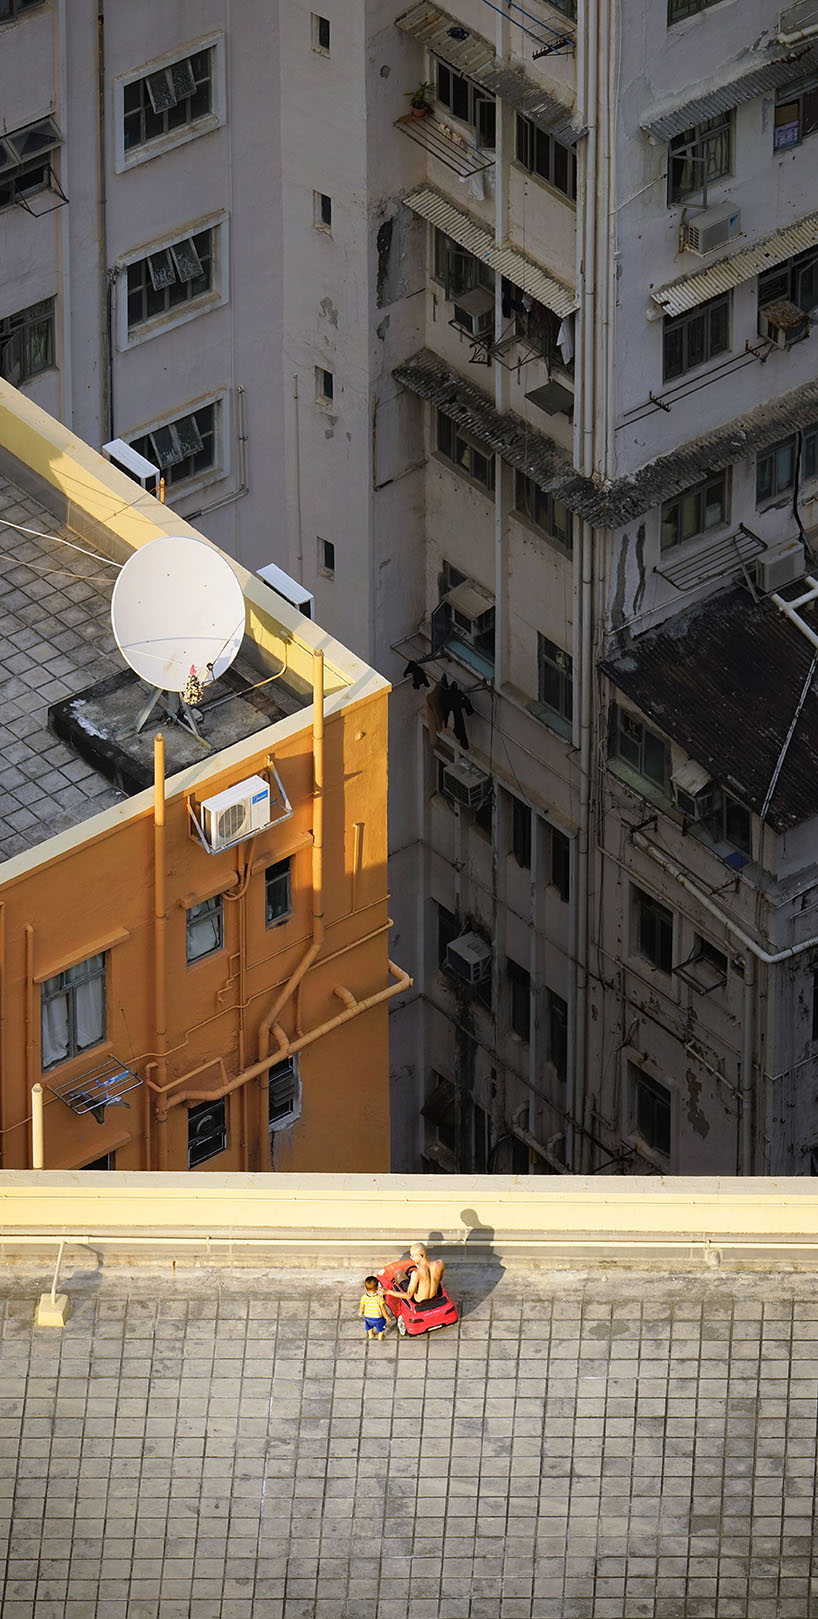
xmin=3 ymin=1173 xmax=818 ymax=1266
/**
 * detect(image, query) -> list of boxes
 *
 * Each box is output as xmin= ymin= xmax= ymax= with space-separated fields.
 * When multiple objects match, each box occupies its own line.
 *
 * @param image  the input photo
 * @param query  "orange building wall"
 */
xmin=0 ymin=688 xmax=391 ymax=1175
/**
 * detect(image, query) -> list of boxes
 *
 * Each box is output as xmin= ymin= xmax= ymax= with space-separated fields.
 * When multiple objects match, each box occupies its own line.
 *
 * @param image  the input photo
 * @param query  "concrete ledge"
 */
xmin=2 ymin=1172 xmax=818 ymax=1268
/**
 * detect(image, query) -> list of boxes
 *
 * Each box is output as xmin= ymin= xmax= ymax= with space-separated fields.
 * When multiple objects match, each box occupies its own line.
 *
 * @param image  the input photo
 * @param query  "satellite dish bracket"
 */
xmin=131 ymin=684 xmax=212 ymax=749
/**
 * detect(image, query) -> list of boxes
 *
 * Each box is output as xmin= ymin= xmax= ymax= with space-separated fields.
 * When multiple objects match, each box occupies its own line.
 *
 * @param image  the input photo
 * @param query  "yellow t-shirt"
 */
xmin=361 ymin=1288 xmax=386 ymax=1320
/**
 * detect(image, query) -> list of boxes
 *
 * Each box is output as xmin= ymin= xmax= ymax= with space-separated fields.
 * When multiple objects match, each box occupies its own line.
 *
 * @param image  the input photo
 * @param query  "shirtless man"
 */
xmin=404 ymin=1242 xmax=445 ymax=1303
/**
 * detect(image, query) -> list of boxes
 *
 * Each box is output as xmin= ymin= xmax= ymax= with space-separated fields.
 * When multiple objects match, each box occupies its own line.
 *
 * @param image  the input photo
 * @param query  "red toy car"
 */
xmin=377 ymin=1260 xmax=459 ymax=1337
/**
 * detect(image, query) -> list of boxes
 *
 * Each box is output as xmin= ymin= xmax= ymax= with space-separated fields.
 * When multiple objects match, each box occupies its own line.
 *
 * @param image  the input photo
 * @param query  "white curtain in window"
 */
xmin=75 ymin=974 xmax=104 ymax=1051
xmin=41 ymin=988 xmax=69 ymax=1068
xmin=188 ymin=903 xmax=221 ymax=960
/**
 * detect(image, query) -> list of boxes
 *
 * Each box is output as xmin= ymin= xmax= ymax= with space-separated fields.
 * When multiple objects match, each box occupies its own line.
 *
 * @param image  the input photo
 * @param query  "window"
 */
xmin=188 ymin=1098 xmax=226 ymax=1167
xmin=774 ymin=77 xmax=818 ymax=150
xmin=436 ymin=410 xmax=495 ymax=491
xmin=41 ymin=954 xmax=106 ymax=1071
xmin=515 ymin=114 xmax=577 ymax=202
xmin=472 ymin=784 xmax=494 ymax=837
xmin=508 ymin=959 xmax=531 ymax=1042
xmin=634 ymin=888 xmax=674 ymax=974
xmin=318 ymin=537 xmax=335 ymax=578
xmin=550 ymin=826 xmax=570 ymax=903
xmin=433 ymin=570 xmax=496 ymax=670
xmin=756 ymin=424 xmax=818 ymax=504
xmin=316 ymin=366 xmax=334 ymax=404
xmin=610 ymin=705 xmax=670 ymax=791
xmin=537 ymin=635 xmax=573 ymax=729
xmin=660 ymin=470 xmax=729 ymax=551
xmin=269 ymin=1057 xmax=301 ymax=1130
xmin=663 ymin=294 xmax=730 ymax=381
xmin=265 ymin=859 xmax=292 ymax=927
xmin=130 ymin=401 xmax=217 ymax=490
xmin=314 ymin=191 xmax=332 ymax=231
xmin=0 ymin=117 xmax=62 ymax=212
xmin=123 ymin=49 xmax=213 ymax=153
xmin=510 ymin=796 xmax=532 ymax=869
xmin=505 ymin=286 xmax=575 ymax=376
xmin=0 ymin=0 xmax=44 ymax=18
xmin=423 ymin=1072 xmax=457 ymax=1163
xmin=312 ymin=13 xmax=330 ymax=53
xmin=759 ymin=248 xmax=818 ymax=316
xmin=433 ymin=230 xmax=494 ymax=298
xmin=0 ymin=298 xmax=54 ymax=385
xmin=631 ymin=1066 xmax=671 ymax=1158
xmin=675 ymin=935 xmax=728 ymax=993
xmin=126 ymin=229 xmax=214 ymax=332
xmin=546 ymin=989 xmax=568 ymax=1083
xmin=545 ymin=0 xmax=576 ymax=16
xmin=434 ymin=59 xmax=495 ymax=147
xmin=718 ymin=791 xmax=752 ymax=857
xmin=515 ymin=470 xmax=573 ymax=550
xmin=668 ymin=114 xmax=731 ymax=204
xmin=186 ymin=895 xmax=223 ymax=964
xmin=668 ymin=0 xmax=722 ymax=20
xmin=812 ymin=963 xmax=818 ymax=1043
xmin=81 ymin=1153 xmax=114 ymax=1171
xmin=437 ymin=903 xmax=459 ymax=971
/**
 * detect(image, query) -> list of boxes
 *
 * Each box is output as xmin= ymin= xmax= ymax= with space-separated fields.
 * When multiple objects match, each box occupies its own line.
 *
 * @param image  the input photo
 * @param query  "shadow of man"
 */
xmin=451 ymin=1209 xmax=506 ymax=1318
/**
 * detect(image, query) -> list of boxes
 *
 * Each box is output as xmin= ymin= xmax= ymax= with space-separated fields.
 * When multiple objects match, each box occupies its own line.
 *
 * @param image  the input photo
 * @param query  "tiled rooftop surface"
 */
xmin=1 ymin=1258 xmax=817 ymax=1618
xmin=0 ymin=476 xmax=124 ymax=860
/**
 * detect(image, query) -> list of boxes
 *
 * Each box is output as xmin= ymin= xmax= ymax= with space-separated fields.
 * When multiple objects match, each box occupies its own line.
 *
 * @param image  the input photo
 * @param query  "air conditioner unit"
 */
xmin=759 ymin=299 xmax=810 ymax=347
xmin=446 ymin=931 xmax=492 ymax=985
xmin=257 ymin=561 xmax=315 ymax=619
xmin=671 ymin=759 xmax=714 ymax=821
xmin=450 ymin=285 xmax=494 ymax=338
xmin=681 ymin=203 xmax=741 ymax=256
xmin=442 ymin=760 xmax=491 ymax=810
xmin=102 ymin=437 xmax=160 ymax=494
xmin=200 ymin=774 xmax=271 ymax=851
xmin=445 ymin=579 xmax=495 ymax=647
xmin=756 ymin=542 xmax=806 ymax=594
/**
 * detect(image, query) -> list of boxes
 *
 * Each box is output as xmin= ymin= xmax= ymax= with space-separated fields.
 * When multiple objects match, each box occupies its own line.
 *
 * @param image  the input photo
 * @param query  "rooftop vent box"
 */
xmin=257 ymin=561 xmax=314 ymax=619
xmin=756 ymin=542 xmax=806 ymax=595
xmin=759 ymin=299 xmax=810 ymax=347
xmin=681 ymin=204 xmax=741 ymax=256
xmin=442 ymin=760 xmax=491 ymax=810
xmin=671 ymin=759 xmax=713 ymax=821
xmin=445 ymin=931 xmax=492 ymax=985
xmin=200 ymin=774 xmax=271 ymax=852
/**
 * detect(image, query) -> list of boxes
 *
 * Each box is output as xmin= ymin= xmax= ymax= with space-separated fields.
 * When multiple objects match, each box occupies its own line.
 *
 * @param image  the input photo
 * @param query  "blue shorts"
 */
xmin=364 ymin=1316 xmax=386 ymax=1332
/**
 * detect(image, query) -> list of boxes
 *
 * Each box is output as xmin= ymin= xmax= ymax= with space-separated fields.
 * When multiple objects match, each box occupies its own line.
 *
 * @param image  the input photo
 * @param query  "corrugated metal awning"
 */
xmin=652 ymin=207 xmax=818 ymax=317
xmin=395 ymin=1 xmax=583 ymax=146
xmin=641 ymin=43 xmax=818 ymax=142
xmin=403 ymin=184 xmax=578 ymax=317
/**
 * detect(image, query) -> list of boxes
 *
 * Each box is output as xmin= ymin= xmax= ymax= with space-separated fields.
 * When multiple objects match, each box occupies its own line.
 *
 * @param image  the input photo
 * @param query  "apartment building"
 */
xmin=7 ymin=0 xmax=818 ymax=1178
xmin=0 ymin=382 xmax=398 ymax=1174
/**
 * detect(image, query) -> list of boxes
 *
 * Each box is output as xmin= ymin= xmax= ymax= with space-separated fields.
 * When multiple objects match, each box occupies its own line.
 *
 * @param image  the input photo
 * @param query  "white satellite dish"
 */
xmin=111 ymin=535 xmax=245 ymax=743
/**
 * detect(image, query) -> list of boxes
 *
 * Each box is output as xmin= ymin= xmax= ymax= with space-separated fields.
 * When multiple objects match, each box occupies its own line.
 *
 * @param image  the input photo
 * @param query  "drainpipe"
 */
xmin=255 ymin=649 xmax=325 ymax=1163
xmin=0 ymin=903 xmax=5 ymax=1167
xmin=778 ymin=19 xmax=818 ymax=45
xmin=633 ymin=830 xmax=818 ymax=1174
xmin=31 ymin=1083 xmax=44 ymax=1170
xmin=57 ymin=0 xmax=72 ymax=427
xmin=153 ymin=733 xmax=168 ymax=1170
xmin=97 ymin=1 xmax=113 ymax=440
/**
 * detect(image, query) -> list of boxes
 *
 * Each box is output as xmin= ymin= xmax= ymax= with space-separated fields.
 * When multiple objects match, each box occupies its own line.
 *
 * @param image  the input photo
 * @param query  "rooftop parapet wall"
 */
xmin=2 ymin=1172 xmax=818 ymax=1268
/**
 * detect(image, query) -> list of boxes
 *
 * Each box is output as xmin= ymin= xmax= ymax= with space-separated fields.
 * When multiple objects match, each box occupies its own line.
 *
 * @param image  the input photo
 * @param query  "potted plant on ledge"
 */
xmin=406 ymin=81 xmax=432 ymax=117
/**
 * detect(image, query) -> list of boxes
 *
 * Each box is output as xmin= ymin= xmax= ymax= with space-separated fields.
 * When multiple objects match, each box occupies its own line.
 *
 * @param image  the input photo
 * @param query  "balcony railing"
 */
xmin=394 ymin=113 xmax=494 ymax=179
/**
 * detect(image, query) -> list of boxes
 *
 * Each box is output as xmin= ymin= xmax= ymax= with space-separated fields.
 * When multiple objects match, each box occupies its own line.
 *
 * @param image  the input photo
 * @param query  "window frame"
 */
xmin=756 ymin=424 xmax=818 ymax=506
xmin=187 ymin=1097 xmax=227 ymax=1167
xmin=668 ymin=113 xmax=732 ymax=205
xmin=117 ymin=214 xmax=227 ymax=349
xmin=312 ymin=13 xmax=330 ymax=54
xmin=0 ymin=297 xmax=54 ymax=385
xmin=668 ymin=0 xmax=723 ymax=22
xmin=41 ymin=953 xmax=107 ymax=1072
xmin=536 ymin=633 xmax=574 ymax=735
xmin=0 ymin=118 xmax=63 ymax=213
xmin=550 ymin=825 xmax=571 ymax=903
xmin=313 ymin=190 xmax=332 ymax=232
xmin=663 ymin=293 xmax=730 ymax=382
xmin=114 ymin=36 xmax=225 ymax=173
xmin=265 ymin=859 xmax=292 ymax=928
xmin=318 ymin=536 xmax=335 ymax=578
xmin=633 ymin=887 xmax=674 ymax=976
xmin=316 ymin=366 xmax=334 ymax=405
xmin=128 ymin=393 xmax=226 ymax=495
xmin=434 ymin=57 xmax=496 ymax=149
xmin=758 ymin=247 xmax=818 ymax=317
xmin=0 ymin=0 xmax=45 ymax=20
xmin=774 ymin=76 xmax=818 ymax=150
xmin=610 ymin=704 xmax=671 ymax=794
xmin=515 ymin=113 xmax=577 ymax=202
xmin=631 ymin=1065 xmax=672 ymax=1160
xmin=186 ymin=893 xmax=224 ymax=965
xmin=436 ymin=409 xmax=495 ymax=493
xmin=515 ymin=469 xmax=574 ymax=551
xmin=510 ymin=795 xmax=532 ymax=870
xmin=660 ymin=469 xmax=729 ymax=551
xmin=546 ymin=988 xmax=568 ymax=1083
xmin=268 ymin=1056 xmax=302 ymax=1131
xmin=507 ymin=958 xmax=531 ymax=1042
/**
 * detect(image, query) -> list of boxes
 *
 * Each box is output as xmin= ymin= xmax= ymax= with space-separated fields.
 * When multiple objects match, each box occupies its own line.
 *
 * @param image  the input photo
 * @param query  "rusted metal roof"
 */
xmin=641 ymin=43 xmax=818 ymax=142
xmin=601 ymin=585 xmax=818 ymax=832
xmin=395 ymin=1 xmax=583 ymax=146
xmin=404 ymin=185 xmax=577 ymax=316
xmin=652 ymin=208 xmax=818 ymax=318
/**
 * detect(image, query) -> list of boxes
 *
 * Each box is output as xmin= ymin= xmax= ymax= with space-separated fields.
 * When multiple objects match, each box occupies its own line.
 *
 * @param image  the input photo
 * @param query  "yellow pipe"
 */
xmin=31 ymin=1083 xmax=44 ymax=1169
xmin=153 ymin=734 xmax=168 ymax=1169
xmin=0 ymin=903 xmax=5 ymax=1167
xmin=351 ymin=821 xmax=364 ymax=911
xmin=25 ymin=925 xmax=34 ymax=1125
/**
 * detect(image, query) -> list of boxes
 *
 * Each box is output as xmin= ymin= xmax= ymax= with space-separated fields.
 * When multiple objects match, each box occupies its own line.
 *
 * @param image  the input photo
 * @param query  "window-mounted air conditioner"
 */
xmin=756 ymin=542 xmax=806 ymax=595
xmin=200 ymin=774 xmax=271 ymax=852
xmin=446 ymin=579 xmax=495 ymax=646
xmin=759 ymin=299 xmax=810 ymax=348
xmin=446 ymin=931 xmax=492 ymax=985
xmin=102 ymin=437 xmax=160 ymax=493
xmin=442 ymin=760 xmax=491 ymax=810
xmin=681 ymin=203 xmax=741 ymax=256
xmin=450 ymin=285 xmax=494 ymax=339
xmin=671 ymin=759 xmax=714 ymax=822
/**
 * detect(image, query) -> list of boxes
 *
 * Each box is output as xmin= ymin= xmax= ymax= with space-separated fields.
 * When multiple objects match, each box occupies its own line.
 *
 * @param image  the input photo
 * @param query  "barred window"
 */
xmin=126 ymin=229 xmax=213 ymax=330
xmin=0 ymin=298 xmax=54 ymax=385
xmin=668 ymin=114 xmax=731 ymax=203
xmin=131 ymin=402 xmax=216 ymax=489
xmin=123 ymin=50 xmax=213 ymax=152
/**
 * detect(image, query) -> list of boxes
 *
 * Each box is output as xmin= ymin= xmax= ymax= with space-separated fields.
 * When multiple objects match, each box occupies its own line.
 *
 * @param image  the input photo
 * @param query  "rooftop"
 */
xmin=601 ymin=583 xmax=818 ymax=831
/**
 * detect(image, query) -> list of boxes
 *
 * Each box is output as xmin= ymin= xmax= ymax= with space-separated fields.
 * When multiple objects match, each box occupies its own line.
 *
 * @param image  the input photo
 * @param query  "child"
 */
xmin=358 ymin=1275 xmax=388 ymax=1340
